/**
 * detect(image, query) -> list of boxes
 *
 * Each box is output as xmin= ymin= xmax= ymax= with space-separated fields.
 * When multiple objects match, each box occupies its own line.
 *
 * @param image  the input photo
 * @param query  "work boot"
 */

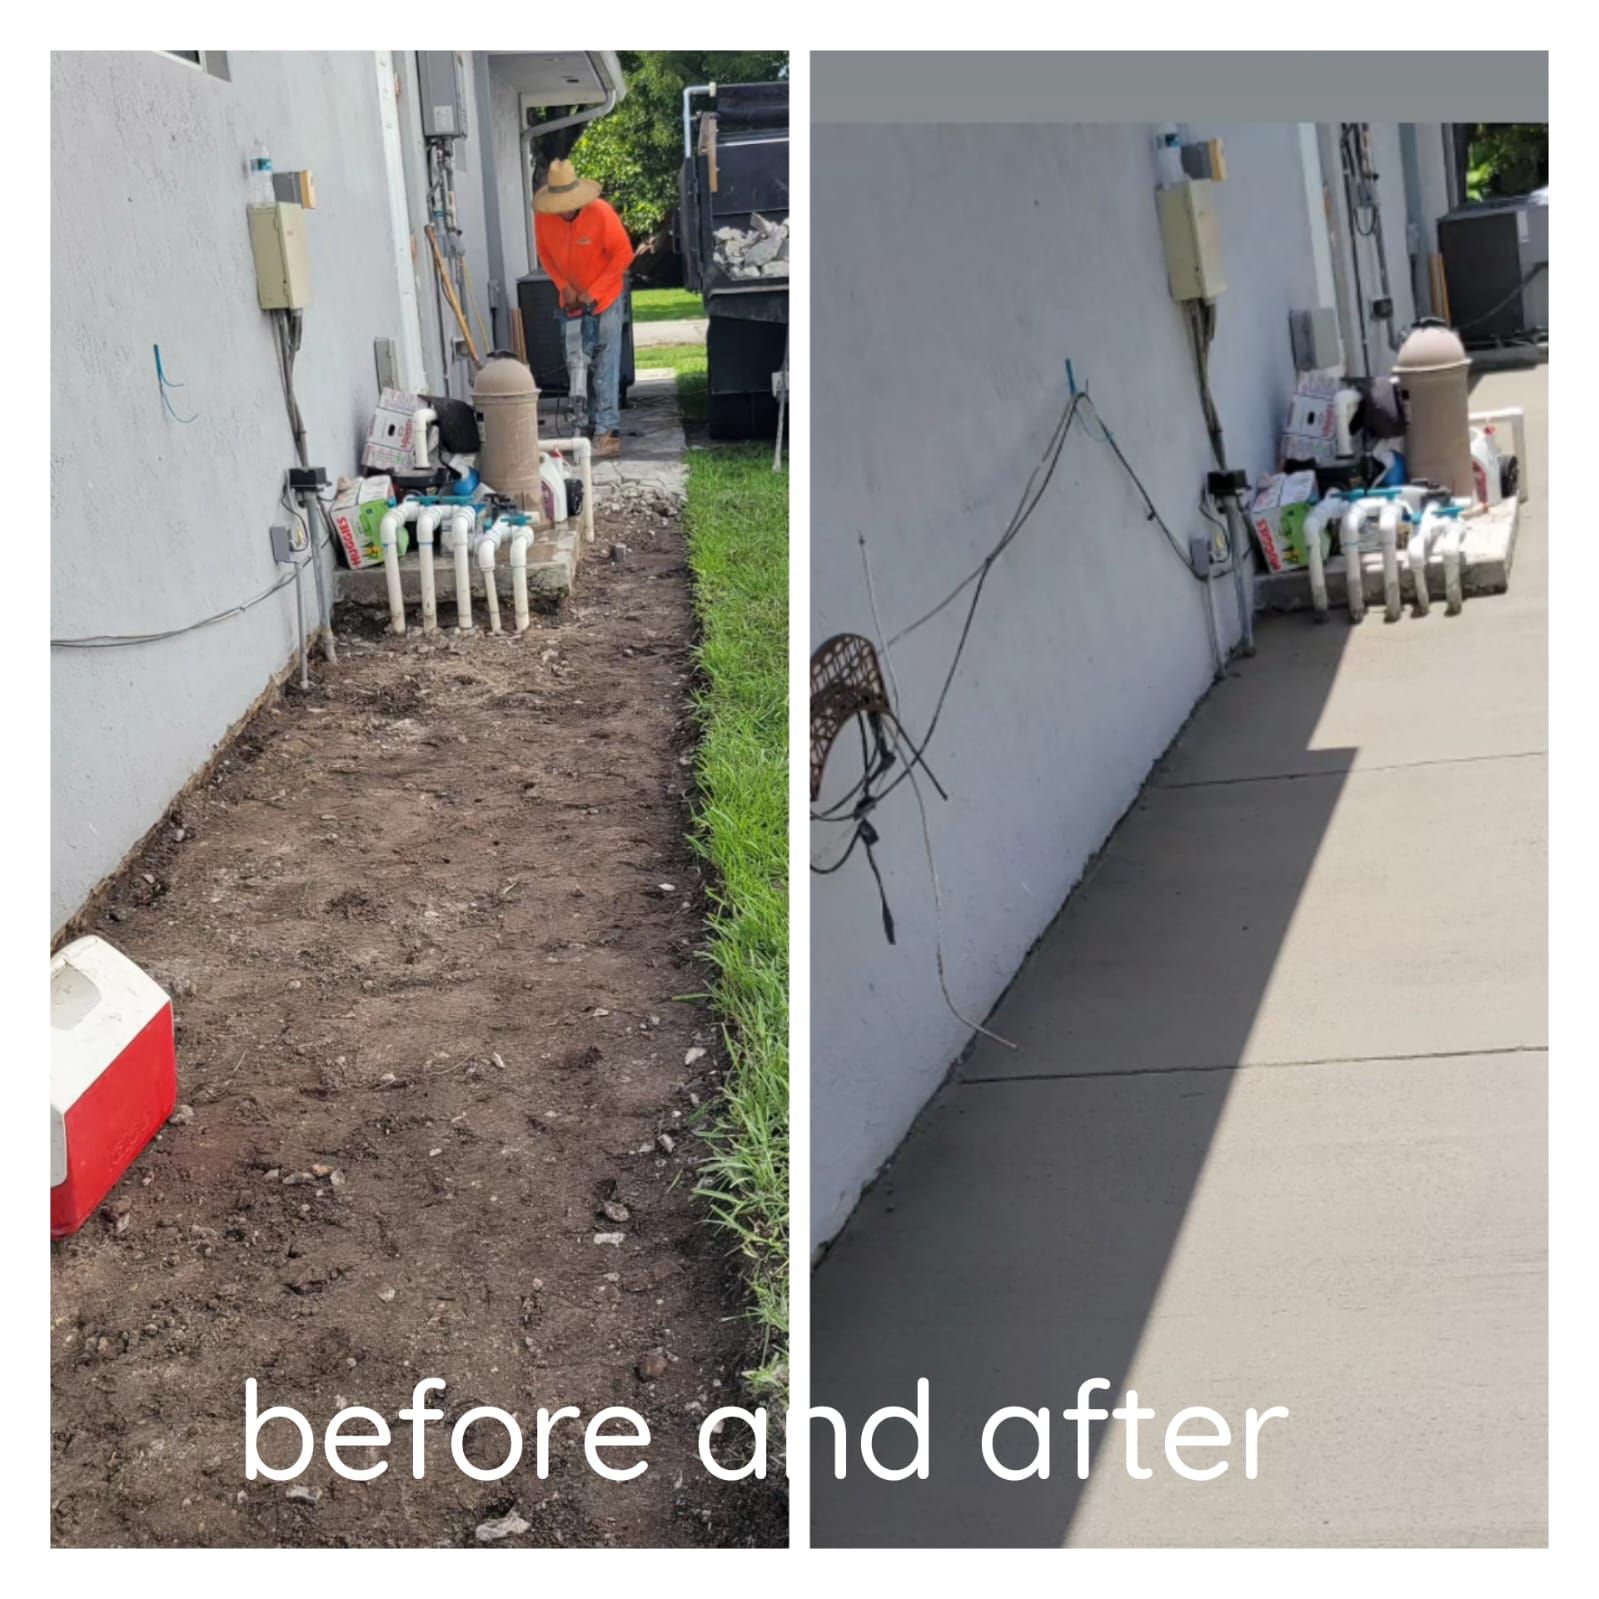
xmin=594 ymin=431 xmax=621 ymax=460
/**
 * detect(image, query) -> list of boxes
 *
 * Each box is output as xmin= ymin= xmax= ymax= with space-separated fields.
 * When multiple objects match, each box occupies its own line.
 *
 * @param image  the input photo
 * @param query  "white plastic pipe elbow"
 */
xmin=1378 ymin=503 xmax=1404 ymax=622
xmin=412 ymin=407 xmax=437 ymax=469
xmin=477 ymin=534 xmax=502 ymax=634
xmin=1304 ymin=497 xmax=1343 ymax=621
xmin=378 ymin=501 xmax=420 ymax=636
xmin=1442 ymin=514 xmax=1466 ymax=615
xmin=448 ymin=509 xmax=475 ymax=633
xmin=510 ymin=530 xmax=532 ymax=634
xmin=416 ymin=507 xmax=442 ymax=633
xmin=1339 ymin=504 xmax=1368 ymax=623
xmin=1410 ymin=508 xmax=1437 ymax=616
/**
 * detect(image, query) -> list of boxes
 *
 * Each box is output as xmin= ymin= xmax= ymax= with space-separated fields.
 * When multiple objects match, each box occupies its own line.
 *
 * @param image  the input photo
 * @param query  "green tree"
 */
xmin=572 ymin=51 xmax=788 ymax=239
xmin=1466 ymin=124 xmax=1548 ymax=200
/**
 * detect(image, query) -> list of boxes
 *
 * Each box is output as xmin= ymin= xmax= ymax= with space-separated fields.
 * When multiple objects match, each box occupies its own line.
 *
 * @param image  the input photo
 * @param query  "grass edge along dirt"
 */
xmin=645 ymin=341 xmax=788 ymax=1401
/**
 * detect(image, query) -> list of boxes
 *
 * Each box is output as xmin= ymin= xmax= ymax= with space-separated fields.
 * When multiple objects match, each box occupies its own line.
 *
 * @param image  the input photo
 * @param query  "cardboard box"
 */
xmin=362 ymin=388 xmax=424 ymax=473
xmin=328 ymin=475 xmax=403 ymax=569
xmin=1279 ymin=373 xmax=1342 ymax=466
xmin=1248 ymin=470 xmax=1321 ymax=572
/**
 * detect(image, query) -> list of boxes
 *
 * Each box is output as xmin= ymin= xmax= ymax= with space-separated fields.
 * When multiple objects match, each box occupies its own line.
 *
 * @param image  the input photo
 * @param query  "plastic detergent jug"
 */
xmin=51 ymin=937 xmax=176 ymax=1238
xmin=540 ymin=456 xmax=568 ymax=526
xmin=1471 ymin=426 xmax=1504 ymax=507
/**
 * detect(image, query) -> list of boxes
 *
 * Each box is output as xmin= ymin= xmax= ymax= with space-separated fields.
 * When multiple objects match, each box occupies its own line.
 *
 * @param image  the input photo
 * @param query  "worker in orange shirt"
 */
xmin=533 ymin=158 xmax=635 ymax=459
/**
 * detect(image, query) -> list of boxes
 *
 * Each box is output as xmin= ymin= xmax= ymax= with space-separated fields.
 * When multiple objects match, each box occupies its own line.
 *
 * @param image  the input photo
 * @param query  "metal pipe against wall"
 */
xmin=293 ymin=557 xmax=309 ymax=690
xmin=1316 ymin=123 xmax=1365 ymax=381
xmin=1398 ymin=122 xmax=1429 ymax=319
xmin=1218 ymin=493 xmax=1256 ymax=656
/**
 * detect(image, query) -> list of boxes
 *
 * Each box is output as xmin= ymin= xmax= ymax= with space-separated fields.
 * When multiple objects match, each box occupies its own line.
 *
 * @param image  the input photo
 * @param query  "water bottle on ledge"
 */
xmin=248 ymin=140 xmax=274 ymax=207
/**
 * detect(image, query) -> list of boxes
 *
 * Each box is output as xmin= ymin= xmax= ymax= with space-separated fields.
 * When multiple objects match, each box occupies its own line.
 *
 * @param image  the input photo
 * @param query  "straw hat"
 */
xmin=533 ymin=158 xmax=601 ymax=214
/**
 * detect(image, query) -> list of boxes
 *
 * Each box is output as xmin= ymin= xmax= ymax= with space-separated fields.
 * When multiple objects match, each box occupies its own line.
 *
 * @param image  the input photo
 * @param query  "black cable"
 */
xmin=1452 ymin=260 xmax=1547 ymax=334
xmin=812 ymin=383 xmax=1203 ymax=826
xmin=52 ymin=566 xmax=303 ymax=648
xmin=812 ymin=396 xmax=1082 ymax=825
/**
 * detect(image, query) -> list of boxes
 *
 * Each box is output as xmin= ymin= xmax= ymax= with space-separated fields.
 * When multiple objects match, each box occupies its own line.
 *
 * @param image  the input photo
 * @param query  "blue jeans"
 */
xmin=561 ymin=296 xmax=624 ymax=435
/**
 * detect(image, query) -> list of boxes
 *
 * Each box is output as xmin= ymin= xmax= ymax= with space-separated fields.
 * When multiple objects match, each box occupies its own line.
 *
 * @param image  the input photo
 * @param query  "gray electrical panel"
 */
xmin=418 ymin=51 xmax=469 ymax=141
xmin=1289 ymin=306 xmax=1343 ymax=371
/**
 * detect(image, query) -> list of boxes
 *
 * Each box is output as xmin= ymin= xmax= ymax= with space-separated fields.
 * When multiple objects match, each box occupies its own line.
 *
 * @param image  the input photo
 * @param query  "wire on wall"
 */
xmin=812 ymin=380 xmax=1218 ymax=1047
xmin=53 ymin=565 xmax=304 ymax=649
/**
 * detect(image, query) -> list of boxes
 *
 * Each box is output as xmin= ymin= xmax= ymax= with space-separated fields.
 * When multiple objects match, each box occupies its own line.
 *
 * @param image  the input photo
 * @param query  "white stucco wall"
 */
xmin=810 ymin=121 xmax=1329 ymax=1249
xmin=51 ymin=51 xmax=406 ymax=932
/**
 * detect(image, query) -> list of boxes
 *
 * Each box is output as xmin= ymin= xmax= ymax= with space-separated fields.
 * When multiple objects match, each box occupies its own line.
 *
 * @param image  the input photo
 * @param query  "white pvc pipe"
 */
xmin=1339 ymin=504 xmax=1369 ymax=623
xmin=1333 ymin=388 xmax=1361 ymax=457
xmin=478 ymin=532 xmax=503 ymax=634
xmin=445 ymin=509 xmax=475 ymax=632
xmin=412 ymin=406 xmax=437 ymax=469
xmin=510 ymin=529 xmax=532 ymax=633
xmin=1303 ymin=496 xmax=1345 ymax=621
xmin=1338 ymin=497 xmax=1393 ymax=623
xmin=541 ymin=437 xmax=595 ymax=544
xmin=416 ymin=507 xmax=442 ymax=632
xmin=378 ymin=500 xmax=421 ymax=635
xmin=1410 ymin=508 xmax=1438 ymax=616
xmin=1443 ymin=514 xmax=1466 ymax=614
xmin=1378 ymin=502 xmax=1404 ymax=622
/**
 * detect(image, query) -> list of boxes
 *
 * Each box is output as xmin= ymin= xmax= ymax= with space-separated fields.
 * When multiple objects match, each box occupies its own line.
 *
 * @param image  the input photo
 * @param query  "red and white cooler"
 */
xmin=51 ymin=936 xmax=176 ymax=1239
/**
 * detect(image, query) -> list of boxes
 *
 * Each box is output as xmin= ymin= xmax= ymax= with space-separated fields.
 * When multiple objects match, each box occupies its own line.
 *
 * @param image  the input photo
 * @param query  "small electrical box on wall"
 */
xmin=1181 ymin=137 xmax=1227 ymax=182
xmin=1157 ymin=178 xmax=1226 ymax=302
xmin=418 ymin=50 xmax=469 ymax=140
xmin=249 ymin=201 xmax=312 ymax=310
xmin=1289 ymin=306 xmax=1344 ymax=371
xmin=272 ymin=168 xmax=317 ymax=208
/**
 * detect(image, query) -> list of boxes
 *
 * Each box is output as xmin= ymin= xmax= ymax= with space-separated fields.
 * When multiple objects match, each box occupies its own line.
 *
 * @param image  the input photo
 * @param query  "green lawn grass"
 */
xmin=636 ymin=343 xmax=709 ymax=425
xmin=631 ymin=286 xmax=706 ymax=323
xmin=666 ymin=345 xmax=789 ymax=1398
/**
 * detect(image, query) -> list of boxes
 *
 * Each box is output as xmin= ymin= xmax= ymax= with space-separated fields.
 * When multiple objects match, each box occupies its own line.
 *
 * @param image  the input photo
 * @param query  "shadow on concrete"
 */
xmin=810 ymin=614 xmax=1356 ymax=1547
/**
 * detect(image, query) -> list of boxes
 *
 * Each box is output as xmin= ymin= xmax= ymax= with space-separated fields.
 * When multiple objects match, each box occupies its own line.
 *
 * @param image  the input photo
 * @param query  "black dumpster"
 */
xmin=679 ymin=80 xmax=789 ymax=440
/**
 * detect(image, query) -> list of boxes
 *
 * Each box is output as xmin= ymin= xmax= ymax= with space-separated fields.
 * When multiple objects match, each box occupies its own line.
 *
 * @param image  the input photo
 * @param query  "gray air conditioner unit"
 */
xmin=1437 ymin=190 xmax=1548 ymax=347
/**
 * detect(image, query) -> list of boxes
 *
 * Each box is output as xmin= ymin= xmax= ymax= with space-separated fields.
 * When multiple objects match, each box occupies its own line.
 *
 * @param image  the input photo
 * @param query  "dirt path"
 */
xmin=51 ymin=501 xmax=784 ymax=1548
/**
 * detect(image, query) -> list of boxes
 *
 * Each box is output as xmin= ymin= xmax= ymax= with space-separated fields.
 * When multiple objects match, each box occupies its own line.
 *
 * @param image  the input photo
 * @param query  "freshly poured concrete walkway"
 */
xmin=811 ymin=366 xmax=1548 ymax=1548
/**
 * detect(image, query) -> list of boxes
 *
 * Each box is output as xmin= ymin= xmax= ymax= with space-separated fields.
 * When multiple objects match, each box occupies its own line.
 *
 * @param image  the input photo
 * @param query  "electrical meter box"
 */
xmin=418 ymin=51 xmax=469 ymax=140
xmin=1157 ymin=179 xmax=1226 ymax=301
xmin=249 ymin=202 xmax=312 ymax=310
xmin=1289 ymin=306 xmax=1343 ymax=371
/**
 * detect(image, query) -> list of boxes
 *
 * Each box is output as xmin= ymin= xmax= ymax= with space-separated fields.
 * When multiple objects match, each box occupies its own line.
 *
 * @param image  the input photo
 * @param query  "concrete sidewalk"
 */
xmin=634 ymin=315 xmax=707 ymax=347
xmin=811 ymin=366 xmax=1548 ymax=1548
